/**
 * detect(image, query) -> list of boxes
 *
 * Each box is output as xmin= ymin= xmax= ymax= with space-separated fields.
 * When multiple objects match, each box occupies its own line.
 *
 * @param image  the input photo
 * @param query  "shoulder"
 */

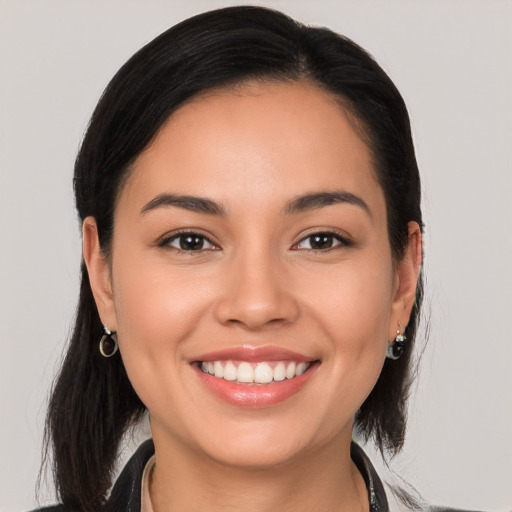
xmin=391 ymin=505 xmax=486 ymax=512
xmin=28 ymin=507 xmax=66 ymax=512
xmin=389 ymin=495 xmax=488 ymax=512
xmin=352 ymin=443 xmax=489 ymax=512
xmin=27 ymin=439 xmax=155 ymax=512
xmin=386 ymin=484 xmax=488 ymax=512
xmin=427 ymin=508 xmax=487 ymax=512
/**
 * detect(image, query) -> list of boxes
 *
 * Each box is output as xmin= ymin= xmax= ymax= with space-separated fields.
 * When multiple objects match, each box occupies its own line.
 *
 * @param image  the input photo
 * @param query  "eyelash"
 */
xmin=159 ymin=231 xmax=219 ymax=253
xmin=159 ymin=230 xmax=352 ymax=253
xmin=292 ymin=231 xmax=352 ymax=251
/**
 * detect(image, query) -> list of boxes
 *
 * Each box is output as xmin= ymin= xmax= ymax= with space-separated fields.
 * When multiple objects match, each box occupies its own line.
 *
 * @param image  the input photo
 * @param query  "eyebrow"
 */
xmin=140 ymin=193 xmax=226 ymax=216
xmin=284 ymin=190 xmax=372 ymax=217
xmin=140 ymin=190 xmax=371 ymax=218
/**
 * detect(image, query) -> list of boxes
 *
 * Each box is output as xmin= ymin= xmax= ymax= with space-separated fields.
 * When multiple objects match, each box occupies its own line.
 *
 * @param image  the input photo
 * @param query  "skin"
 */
xmin=84 ymin=81 xmax=422 ymax=512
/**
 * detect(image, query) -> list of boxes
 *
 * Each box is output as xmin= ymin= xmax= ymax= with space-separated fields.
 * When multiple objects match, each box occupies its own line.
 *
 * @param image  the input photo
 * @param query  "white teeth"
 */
xmin=273 ymin=362 xmax=286 ymax=381
xmin=200 ymin=359 xmax=312 ymax=384
xmin=213 ymin=361 xmax=224 ymax=378
xmin=285 ymin=362 xmax=296 ymax=379
xmin=237 ymin=362 xmax=254 ymax=383
xmin=223 ymin=361 xmax=237 ymax=381
xmin=254 ymin=362 xmax=273 ymax=384
xmin=295 ymin=362 xmax=308 ymax=376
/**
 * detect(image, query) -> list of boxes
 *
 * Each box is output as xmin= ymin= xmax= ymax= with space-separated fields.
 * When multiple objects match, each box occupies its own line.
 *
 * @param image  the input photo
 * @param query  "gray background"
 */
xmin=1 ymin=1 xmax=511 ymax=511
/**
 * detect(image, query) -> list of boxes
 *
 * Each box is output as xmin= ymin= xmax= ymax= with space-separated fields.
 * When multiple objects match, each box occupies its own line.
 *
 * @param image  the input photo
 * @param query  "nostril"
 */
xmin=224 ymin=316 xmax=288 ymax=329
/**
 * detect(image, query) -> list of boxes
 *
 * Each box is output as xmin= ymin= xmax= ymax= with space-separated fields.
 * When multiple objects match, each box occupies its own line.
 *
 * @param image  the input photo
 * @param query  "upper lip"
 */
xmin=191 ymin=345 xmax=315 ymax=363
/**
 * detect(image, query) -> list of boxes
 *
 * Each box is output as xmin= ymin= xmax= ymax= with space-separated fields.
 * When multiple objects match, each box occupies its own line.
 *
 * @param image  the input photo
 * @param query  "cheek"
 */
xmin=109 ymin=253 xmax=214 ymax=407
xmin=113 ymin=252 xmax=213 ymax=345
xmin=305 ymin=253 xmax=394 ymax=395
xmin=307 ymin=253 xmax=394 ymax=344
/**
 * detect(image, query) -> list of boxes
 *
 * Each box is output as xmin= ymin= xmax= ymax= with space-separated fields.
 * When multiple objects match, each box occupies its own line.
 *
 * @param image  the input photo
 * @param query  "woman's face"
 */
xmin=86 ymin=81 xmax=419 ymax=468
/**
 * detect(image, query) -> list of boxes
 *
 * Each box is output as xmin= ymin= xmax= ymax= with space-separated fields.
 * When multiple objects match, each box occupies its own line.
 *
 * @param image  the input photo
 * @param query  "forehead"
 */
xmin=120 ymin=81 xmax=383 ymax=216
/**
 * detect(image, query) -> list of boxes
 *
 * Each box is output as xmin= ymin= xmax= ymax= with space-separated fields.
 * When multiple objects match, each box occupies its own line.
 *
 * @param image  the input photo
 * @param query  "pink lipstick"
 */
xmin=191 ymin=346 xmax=319 ymax=408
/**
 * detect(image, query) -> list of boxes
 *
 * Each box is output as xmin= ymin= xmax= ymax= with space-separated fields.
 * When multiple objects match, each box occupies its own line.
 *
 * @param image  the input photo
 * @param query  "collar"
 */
xmin=106 ymin=439 xmax=389 ymax=512
xmin=351 ymin=442 xmax=389 ymax=511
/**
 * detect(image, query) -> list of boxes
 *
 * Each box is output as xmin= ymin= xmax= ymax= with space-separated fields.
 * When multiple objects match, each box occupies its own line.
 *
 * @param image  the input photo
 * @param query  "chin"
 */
xmin=189 ymin=412 xmax=341 ymax=471
xmin=203 ymin=436 xmax=306 ymax=470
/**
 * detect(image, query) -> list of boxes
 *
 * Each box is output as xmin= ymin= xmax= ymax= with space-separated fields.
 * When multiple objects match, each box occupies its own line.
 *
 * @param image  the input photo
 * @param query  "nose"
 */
xmin=215 ymin=251 xmax=300 ymax=331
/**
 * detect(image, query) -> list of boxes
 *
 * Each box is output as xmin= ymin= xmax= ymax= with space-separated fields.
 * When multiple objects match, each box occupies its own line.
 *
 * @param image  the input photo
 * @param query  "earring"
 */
xmin=386 ymin=323 xmax=406 ymax=360
xmin=99 ymin=324 xmax=119 ymax=358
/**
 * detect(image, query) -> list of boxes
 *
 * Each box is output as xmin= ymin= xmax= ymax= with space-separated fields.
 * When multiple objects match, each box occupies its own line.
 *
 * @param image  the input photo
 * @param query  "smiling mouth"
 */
xmin=192 ymin=349 xmax=319 ymax=407
xmin=198 ymin=360 xmax=313 ymax=384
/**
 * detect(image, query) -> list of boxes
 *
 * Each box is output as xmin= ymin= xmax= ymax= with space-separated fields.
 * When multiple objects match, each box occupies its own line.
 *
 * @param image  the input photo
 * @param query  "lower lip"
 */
xmin=193 ymin=363 xmax=319 ymax=409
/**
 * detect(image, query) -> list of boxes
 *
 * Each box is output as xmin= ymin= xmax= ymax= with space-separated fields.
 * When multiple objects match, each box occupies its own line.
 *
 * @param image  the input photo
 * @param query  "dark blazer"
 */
xmin=31 ymin=439 xmax=483 ymax=512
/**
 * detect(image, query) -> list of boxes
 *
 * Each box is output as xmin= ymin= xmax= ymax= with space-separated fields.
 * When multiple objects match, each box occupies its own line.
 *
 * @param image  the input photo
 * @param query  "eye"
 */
xmin=294 ymin=232 xmax=349 ymax=251
xmin=163 ymin=232 xmax=218 ymax=251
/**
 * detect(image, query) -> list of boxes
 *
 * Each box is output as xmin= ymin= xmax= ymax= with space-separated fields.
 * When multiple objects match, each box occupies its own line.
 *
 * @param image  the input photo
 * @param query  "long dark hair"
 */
xmin=44 ymin=6 xmax=423 ymax=510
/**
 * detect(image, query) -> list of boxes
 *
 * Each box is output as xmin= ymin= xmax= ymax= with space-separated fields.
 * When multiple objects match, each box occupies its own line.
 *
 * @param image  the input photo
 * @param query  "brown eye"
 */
xmin=295 ymin=232 xmax=349 ymax=251
xmin=310 ymin=234 xmax=335 ymax=249
xmin=165 ymin=233 xmax=217 ymax=251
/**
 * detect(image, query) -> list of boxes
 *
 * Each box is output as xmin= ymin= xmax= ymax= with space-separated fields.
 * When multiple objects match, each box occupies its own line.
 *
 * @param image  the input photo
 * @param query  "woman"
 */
xmin=33 ymin=6 xmax=477 ymax=512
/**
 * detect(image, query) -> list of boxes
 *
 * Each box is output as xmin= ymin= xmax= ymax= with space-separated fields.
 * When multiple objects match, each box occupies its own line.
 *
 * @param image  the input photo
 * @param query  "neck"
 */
xmin=149 ymin=428 xmax=368 ymax=512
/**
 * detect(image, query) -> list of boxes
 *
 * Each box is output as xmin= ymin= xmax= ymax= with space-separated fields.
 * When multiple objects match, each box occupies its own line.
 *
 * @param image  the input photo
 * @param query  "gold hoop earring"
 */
xmin=99 ymin=324 xmax=119 ymax=358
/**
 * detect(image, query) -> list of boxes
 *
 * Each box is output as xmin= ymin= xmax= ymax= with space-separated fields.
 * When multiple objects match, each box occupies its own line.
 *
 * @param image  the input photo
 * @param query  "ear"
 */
xmin=82 ymin=216 xmax=117 ymax=330
xmin=388 ymin=221 xmax=422 ymax=340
